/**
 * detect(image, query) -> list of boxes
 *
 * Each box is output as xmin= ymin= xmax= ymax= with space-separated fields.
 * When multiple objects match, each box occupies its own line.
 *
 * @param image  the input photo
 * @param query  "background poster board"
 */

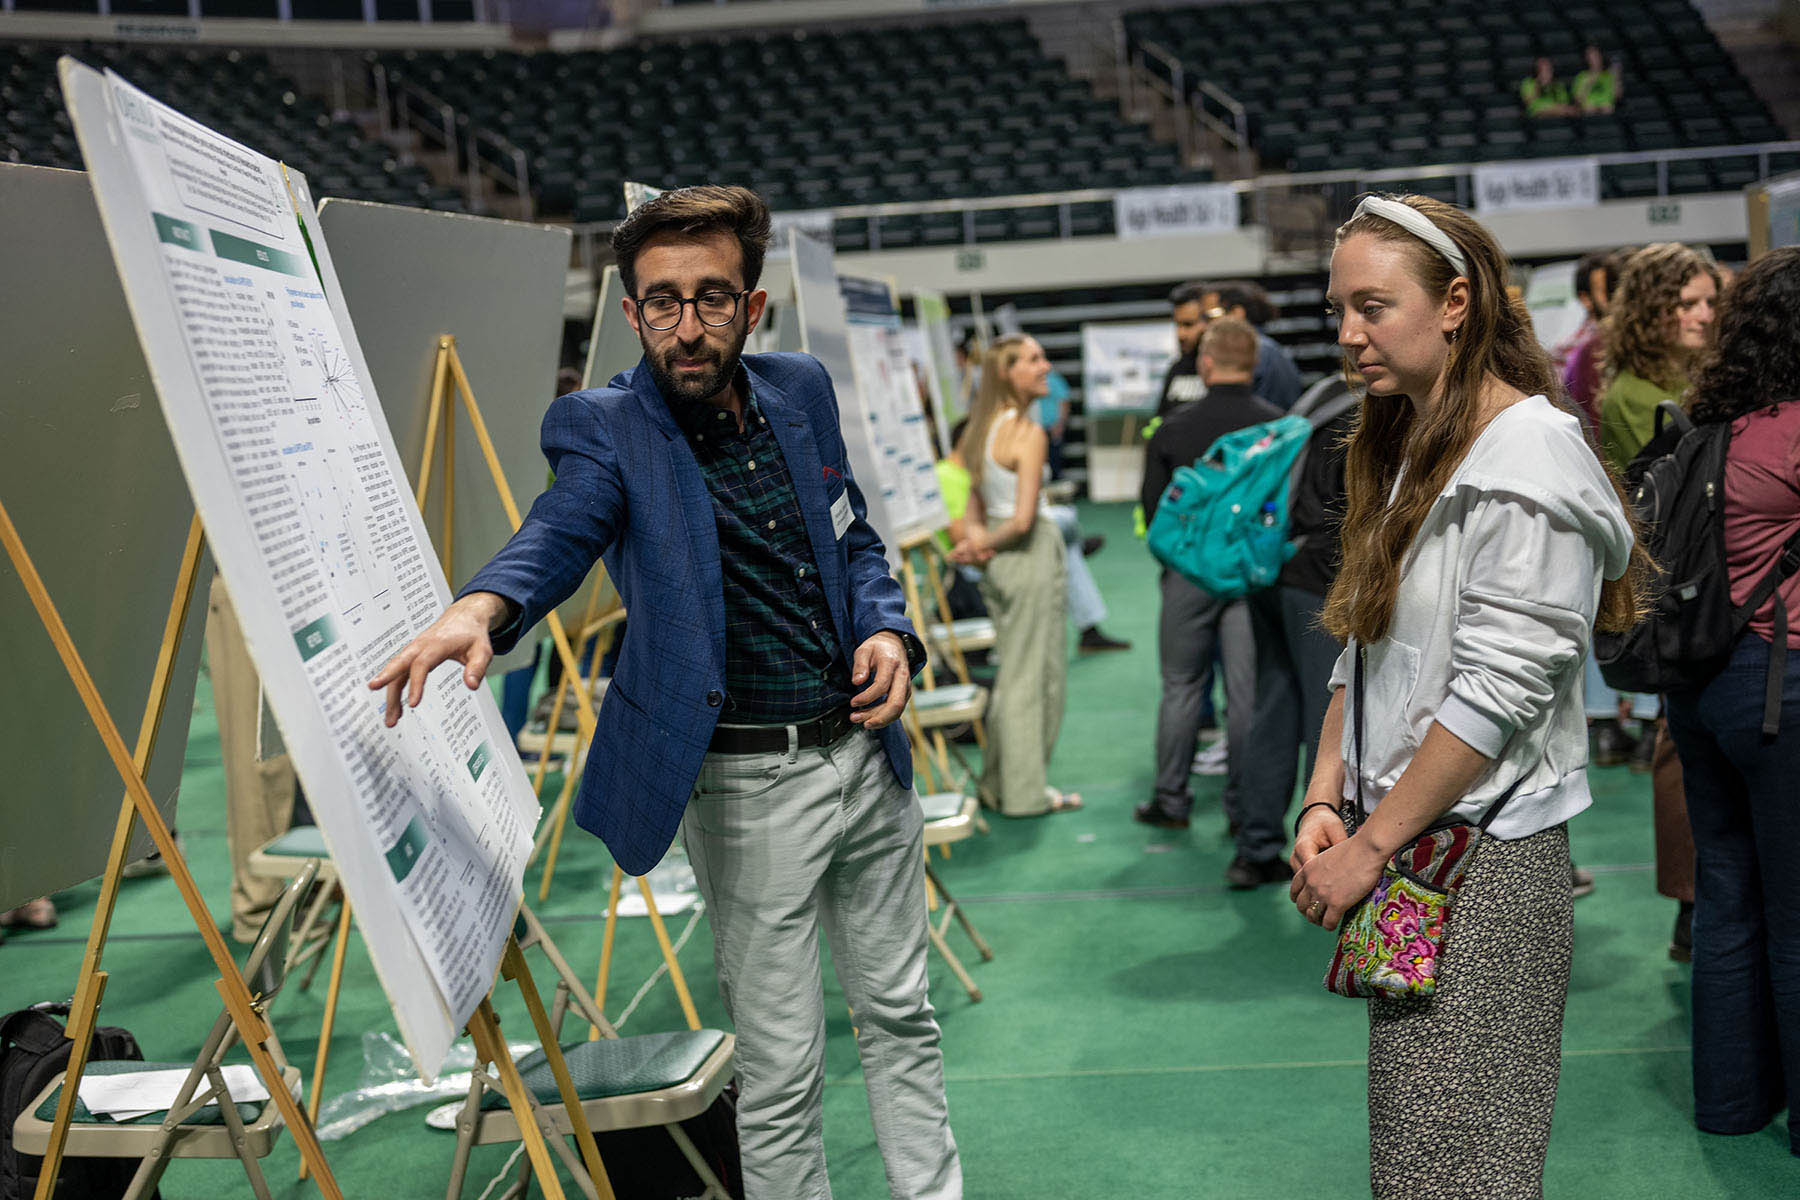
xmin=788 ymin=230 xmax=911 ymax=560
xmin=1081 ymin=321 xmax=1178 ymax=414
xmin=1523 ymin=259 xmax=1588 ymax=356
xmin=1749 ymin=171 xmax=1800 ymax=258
xmin=912 ymin=289 xmax=961 ymax=457
xmin=0 ymin=162 xmax=211 ymax=910
xmin=839 ymin=275 xmax=949 ymax=547
xmin=317 ymin=199 xmax=570 ymax=676
xmin=64 ymin=61 xmax=537 ymax=1080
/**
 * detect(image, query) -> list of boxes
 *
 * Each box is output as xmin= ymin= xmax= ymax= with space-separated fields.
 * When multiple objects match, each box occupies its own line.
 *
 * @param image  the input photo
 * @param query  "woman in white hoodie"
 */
xmin=1288 ymin=194 xmax=1649 ymax=1199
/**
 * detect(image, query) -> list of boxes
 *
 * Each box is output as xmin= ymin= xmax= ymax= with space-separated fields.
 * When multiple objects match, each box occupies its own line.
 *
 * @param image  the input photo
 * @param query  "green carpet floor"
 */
xmin=4 ymin=500 xmax=1791 ymax=1197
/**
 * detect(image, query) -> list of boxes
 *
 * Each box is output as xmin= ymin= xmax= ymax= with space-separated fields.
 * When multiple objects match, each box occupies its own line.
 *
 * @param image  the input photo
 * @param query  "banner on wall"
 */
xmin=1081 ymin=321 xmax=1177 ymax=414
xmin=1473 ymin=157 xmax=1601 ymax=214
xmin=772 ymin=209 xmax=836 ymax=245
xmin=1114 ymin=182 xmax=1240 ymax=240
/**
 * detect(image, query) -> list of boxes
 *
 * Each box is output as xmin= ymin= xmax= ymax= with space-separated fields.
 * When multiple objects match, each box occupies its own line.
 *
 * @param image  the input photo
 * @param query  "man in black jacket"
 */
xmin=1153 ymin=281 xmax=1210 ymax=417
xmin=1137 ymin=319 xmax=1283 ymax=887
xmin=1240 ymin=378 xmax=1357 ymax=887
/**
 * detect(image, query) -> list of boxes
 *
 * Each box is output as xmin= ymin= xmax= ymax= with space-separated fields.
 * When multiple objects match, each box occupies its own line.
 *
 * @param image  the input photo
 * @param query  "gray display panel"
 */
xmin=0 ymin=163 xmax=211 ymax=910
xmin=316 ymin=200 xmax=570 ymax=602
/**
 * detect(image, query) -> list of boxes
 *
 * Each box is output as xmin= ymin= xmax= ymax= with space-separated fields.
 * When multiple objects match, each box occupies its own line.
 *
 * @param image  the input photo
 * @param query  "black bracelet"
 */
xmin=1293 ymin=801 xmax=1343 ymax=836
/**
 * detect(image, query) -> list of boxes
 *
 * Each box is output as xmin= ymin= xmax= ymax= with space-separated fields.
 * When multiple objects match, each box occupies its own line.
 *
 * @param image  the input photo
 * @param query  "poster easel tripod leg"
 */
xmin=0 ymin=509 xmax=346 ymax=1200
xmin=415 ymin=335 xmax=700 ymax=1032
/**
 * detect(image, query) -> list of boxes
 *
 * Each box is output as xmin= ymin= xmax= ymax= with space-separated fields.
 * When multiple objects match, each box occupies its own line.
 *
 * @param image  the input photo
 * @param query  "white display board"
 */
xmin=62 ymin=60 xmax=537 ymax=1081
xmin=316 ymin=199 xmax=570 ymax=677
xmin=912 ymin=288 xmax=961 ymax=455
xmin=1523 ymin=259 xmax=1588 ymax=356
xmin=839 ymin=276 xmax=948 ymax=547
xmin=1081 ymin=321 xmax=1178 ymax=414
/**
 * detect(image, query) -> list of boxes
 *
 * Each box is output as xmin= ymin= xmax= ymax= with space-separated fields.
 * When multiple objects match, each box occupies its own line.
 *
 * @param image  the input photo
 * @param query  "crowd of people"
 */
xmin=932 ymin=207 xmax=1798 ymax=1195
xmin=1520 ymin=44 xmax=1622 ymax=118
xmin=10 ymin=179 xmax=1794 ymax=1199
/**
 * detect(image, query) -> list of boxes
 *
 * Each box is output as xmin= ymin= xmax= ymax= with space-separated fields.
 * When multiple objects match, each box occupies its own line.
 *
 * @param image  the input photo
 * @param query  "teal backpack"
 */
xmin=1146 ymin=378 xmax=1358 ymax=598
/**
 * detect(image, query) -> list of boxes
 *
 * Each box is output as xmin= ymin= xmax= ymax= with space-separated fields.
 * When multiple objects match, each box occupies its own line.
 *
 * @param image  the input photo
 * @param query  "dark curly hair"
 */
xmin=1687 ymin=246 xmax=1800 ymax=426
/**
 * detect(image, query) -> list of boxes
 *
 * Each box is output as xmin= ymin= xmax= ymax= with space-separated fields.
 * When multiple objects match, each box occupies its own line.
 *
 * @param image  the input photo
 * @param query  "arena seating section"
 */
xmin=373 ymin=18 xmax=1210 ymax=242
xmin=1125 ymin=0 xmax=1793 ymax=199
xmin=2 ymin=41 xmax=455 ymax=209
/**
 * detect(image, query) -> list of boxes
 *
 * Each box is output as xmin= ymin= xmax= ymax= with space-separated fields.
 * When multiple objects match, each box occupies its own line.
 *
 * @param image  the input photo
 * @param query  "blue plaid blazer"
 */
xmin=461 ymin=352 xmax=916 ymax=875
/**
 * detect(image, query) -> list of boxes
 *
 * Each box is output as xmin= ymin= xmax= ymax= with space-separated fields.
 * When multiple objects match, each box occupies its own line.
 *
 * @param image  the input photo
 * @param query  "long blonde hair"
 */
xmin=954 ymin=334 xmax=1032 ymax=491
xmin=1322 ymin=195 xmax=1649 ymax=644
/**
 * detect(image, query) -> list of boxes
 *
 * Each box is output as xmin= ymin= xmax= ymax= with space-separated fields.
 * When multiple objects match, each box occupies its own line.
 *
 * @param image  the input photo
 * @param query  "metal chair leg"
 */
xmin=666 ymin=1122 xmax=732 ymax=1200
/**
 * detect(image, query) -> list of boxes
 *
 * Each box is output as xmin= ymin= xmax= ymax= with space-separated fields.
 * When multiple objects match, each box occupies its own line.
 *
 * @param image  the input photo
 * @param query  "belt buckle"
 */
xmin=822 ymin=705 xmax=851 ymax=746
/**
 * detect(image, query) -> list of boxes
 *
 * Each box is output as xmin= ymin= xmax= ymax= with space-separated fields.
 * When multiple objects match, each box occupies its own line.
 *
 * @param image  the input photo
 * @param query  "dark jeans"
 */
xmin=1240 ymin=586 xmax=1342 ymax=862
xmin=1665 ymin=632 xmax=1800 ymax=1153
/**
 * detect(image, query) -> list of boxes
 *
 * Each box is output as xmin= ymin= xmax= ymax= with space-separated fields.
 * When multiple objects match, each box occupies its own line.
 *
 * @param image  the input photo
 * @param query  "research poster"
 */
xmin=1081 ymin=321 xmax=1178 ymax=414
xmin=912 ymin=288 xmax=962 ymax=455
xmin=840 ymin=276 xmax=948 ymax=547
xmin=62 ymin=60 xmax=537 ymax=1080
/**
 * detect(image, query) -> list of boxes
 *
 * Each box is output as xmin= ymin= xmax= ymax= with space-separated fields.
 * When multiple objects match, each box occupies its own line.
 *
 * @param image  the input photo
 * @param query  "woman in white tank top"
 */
xmin=949 ymin=336 xmax=1079 ymax=816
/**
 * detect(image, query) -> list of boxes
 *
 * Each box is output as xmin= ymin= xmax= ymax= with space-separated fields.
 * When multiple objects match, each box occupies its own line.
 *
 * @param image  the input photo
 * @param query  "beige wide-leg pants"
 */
xmin=976 ymin=516 xmax=1067 ymax=816
xmin=204 ymin=578 xmax=295 ymax=943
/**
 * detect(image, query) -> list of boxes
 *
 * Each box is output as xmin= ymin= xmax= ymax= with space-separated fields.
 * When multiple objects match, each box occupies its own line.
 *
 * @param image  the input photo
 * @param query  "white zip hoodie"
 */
xmin=1330 ymin=394 xmax=1636 ymax=840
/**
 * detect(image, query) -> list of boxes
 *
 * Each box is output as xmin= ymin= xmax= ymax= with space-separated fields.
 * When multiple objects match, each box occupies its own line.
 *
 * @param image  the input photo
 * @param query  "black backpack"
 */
xmin=0 ymin=1003 xmax=159 ymax=1200
xmin=1596 ymin=402 xmax=1800 ymax=735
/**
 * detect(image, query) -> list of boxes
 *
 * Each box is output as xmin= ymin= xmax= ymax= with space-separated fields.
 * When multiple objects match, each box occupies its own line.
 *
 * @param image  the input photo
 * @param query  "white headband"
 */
xmin=1353 ymin=196 xmax=1467 ymax=278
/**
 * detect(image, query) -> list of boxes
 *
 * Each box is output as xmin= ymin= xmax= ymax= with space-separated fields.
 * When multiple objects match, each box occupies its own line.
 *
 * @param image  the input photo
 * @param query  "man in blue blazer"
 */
xmin=371 ymin=186 xmax=961 ymax=1200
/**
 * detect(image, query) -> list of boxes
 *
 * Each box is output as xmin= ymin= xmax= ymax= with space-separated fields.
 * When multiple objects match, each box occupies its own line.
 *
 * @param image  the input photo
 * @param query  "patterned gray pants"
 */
xmin=1368 ymin=823 xmax=1574 ymax=1199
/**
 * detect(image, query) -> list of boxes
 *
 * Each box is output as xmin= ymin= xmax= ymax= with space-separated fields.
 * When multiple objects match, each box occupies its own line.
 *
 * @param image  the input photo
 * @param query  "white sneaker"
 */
xmin=1191 ymin=737 xmax=1229 ymax=776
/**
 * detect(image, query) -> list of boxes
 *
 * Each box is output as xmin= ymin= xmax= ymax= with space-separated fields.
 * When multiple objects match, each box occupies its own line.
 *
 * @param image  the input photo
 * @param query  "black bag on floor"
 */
xmin=586 ymin=1082 xmax=742 ymax=1200
xmin=0 ymin=1002 xmax=160 ymax=1200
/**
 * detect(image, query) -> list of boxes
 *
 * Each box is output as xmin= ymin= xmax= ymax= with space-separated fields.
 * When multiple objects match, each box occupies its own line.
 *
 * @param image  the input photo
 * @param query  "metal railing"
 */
xmin=467 ymin=127 xmax=533 ymax=221
xmin=1124 ymin=35 xmax=1203 ymax=167
xmin=1194 ymin=79 xmax=1252 ymax=179
xmin=564 ymin=137 xmax=1800 ymax=271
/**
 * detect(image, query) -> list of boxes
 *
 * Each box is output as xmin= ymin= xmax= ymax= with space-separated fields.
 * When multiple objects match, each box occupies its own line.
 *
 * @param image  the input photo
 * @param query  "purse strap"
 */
xmin=1352 ymin=643 xmax=1521 ymax=833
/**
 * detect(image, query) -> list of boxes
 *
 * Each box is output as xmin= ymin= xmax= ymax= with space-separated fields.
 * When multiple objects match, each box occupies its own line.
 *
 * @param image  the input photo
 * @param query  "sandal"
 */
xmin=1045 ymin=787 xmax=1083 ymax=814
xmin=0 ymin=897 xmax=58 ymax=930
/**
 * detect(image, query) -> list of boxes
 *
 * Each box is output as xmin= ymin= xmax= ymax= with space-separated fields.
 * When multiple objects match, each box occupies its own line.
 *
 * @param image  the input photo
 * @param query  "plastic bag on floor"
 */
xmin=314 ymin=1030 xmax=536 ymax=1141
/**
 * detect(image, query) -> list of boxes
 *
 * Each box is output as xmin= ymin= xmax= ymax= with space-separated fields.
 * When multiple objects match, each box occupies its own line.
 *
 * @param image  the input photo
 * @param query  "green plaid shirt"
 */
xmin=672 ymin=385 xmax=853 ymax=724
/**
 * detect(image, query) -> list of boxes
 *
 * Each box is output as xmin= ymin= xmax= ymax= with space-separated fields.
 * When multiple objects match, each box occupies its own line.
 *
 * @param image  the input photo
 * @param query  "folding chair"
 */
xmin=918 ymin=792 xmax=995 ymax=1002
xmin=245 ymin=824 xmax=338 ymax=988
xmin=924 ymin=616 xmax=996 ymax=656
xmin=443 ymin=905 xmax=736 ymax=1200
xmin=13 ymin=862 xmax=317 ymax=1200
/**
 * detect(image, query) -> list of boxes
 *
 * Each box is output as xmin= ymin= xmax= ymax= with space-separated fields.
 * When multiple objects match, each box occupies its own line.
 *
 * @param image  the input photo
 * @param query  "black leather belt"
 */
xmin=709 ymin=703 xmax=856 ymax=755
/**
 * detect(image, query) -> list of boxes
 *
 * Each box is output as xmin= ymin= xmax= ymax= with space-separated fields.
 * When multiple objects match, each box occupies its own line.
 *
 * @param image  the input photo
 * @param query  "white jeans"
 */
xmin=680 ymin=727 xmax=962 ymax=1200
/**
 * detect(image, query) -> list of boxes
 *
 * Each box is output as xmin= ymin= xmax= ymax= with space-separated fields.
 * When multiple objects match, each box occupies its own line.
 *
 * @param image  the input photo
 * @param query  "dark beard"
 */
xmin=643 ymin=330 xmax=747 ymax=408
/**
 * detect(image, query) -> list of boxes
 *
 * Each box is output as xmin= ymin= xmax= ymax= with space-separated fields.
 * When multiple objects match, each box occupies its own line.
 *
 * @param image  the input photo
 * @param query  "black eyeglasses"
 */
xmin=633 ymin=290 xmax=749 ymax=332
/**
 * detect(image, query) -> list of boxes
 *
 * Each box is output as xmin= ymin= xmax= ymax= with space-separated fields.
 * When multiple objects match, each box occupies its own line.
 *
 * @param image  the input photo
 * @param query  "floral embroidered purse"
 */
xmin=1324 ymin=650 xmax=1519 ymax=1001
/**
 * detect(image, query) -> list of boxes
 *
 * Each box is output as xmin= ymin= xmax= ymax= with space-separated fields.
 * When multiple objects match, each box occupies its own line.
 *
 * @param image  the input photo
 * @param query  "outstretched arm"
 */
xmin=367 ymin=392 xmax=625 ymax=722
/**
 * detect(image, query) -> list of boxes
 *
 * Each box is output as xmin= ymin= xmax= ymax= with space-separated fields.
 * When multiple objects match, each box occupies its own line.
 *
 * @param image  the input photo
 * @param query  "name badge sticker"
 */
xmin=830 ymin=490 xmax=854 ymax=540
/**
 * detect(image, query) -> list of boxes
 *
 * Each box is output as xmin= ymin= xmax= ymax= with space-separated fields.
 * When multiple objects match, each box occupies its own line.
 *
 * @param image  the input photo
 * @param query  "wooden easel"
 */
xmin=2 ymin=510 xmax=350 ymax=1200
xmin=895 ymin=529 xmax=995 ymax=815
xmin=5 ymin=498 xmax=624 ymax=1199
xmin=412 ymin=336 xmax=700 ymax=1033
xmin=294 ymin=334 xmax=704 ymax=1178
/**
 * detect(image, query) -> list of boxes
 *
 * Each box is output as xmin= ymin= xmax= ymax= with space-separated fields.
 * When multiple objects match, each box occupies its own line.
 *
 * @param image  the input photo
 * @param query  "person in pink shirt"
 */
xmin=1558 ymin=247 xmax=1630 ymax=435
xmin=1662 ymin=245 xmax=1800 ymax=1156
